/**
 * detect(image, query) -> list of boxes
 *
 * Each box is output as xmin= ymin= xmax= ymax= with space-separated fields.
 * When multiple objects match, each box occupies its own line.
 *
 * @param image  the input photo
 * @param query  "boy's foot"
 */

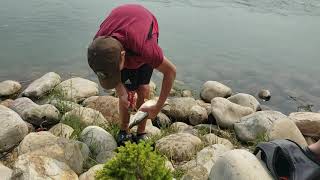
xmin=117 ymin=130 xmax=133 ymax=146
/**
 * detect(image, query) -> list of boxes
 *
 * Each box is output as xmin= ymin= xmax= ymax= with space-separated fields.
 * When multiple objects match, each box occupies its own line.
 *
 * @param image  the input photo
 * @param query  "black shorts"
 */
xmin=121 ymin=64 xmax=153 ymax=91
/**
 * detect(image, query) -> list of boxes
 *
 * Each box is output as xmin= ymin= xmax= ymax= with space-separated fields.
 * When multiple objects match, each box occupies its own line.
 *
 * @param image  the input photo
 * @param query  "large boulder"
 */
xmin=162 ymin=97 xmax=197 ymax=122
xmin=84 ymin=96 xmax=120 ymax=125
xmin=0 ymin=162 xmax=12 ymax=180
xmin=267 ymin=118 xmax=308 ymax=147
xmin=79 ymin=164 xmax=104 ymax=180
xmin=22 ymin=72 xmax=61 ymax=98
xmin=11 ymin=97 xmax=60 ymax=126
xmin=155 ymin=133 xmax=202 ymax=162
xmin=189 ymin=105 xmax=208 ymax=126
xmin=54 ymin=77 xmax=99 ymax=102
xmin=61 ymin=107 xmax=109 ymax=128
xmin=200 ymin=81 xmax=232 ymax=103
xmin=211 ymin=97 xmax=254 ymax=128
xmin=0 ymin=105 xmax=28 ymax=152
xmin=79 ymin=126 xmax=117 ymax=163
xmin=289 ymin=112 xmax=320 ymax=138
xmin=209 ymin=149 xmax=273 ymax=180
xmin=18 ymin=131 xmax=89 ymax=174
xmin=49 ymin=123 xmax=74 ymax=139
xmin=12 ymin=154 xmax=78 ymax=180
xmin=234 ymin=111 xmax=287 ymax=142
xmin=227 ymin=93 xmax=260 ymax=111
xmin=0 ymin=80 xmax=21 ymax=96
xmin=203 ymin=133 xmax=234 ymax=149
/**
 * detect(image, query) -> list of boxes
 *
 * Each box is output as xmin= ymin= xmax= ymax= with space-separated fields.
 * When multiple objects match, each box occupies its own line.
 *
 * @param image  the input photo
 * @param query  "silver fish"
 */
xmin=129 ymin=111 xmax=148 ymax=129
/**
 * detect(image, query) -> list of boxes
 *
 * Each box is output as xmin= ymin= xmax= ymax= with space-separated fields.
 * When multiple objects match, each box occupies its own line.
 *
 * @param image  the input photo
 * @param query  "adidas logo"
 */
xmin=124 ymin=79 xmax=132 ymax=85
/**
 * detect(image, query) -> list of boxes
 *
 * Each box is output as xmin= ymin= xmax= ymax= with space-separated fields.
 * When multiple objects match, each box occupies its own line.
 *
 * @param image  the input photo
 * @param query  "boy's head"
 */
xmin=88 ymin=36 xmax=125 ymax=89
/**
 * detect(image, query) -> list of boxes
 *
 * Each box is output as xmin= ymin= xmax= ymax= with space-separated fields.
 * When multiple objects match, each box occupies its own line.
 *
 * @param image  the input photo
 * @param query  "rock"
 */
xmin=149 ymin=81 xmax=157 ymax=98
xmin=11 ymin=97 xmax=60 ymax=126
xmin=49 ymin=123 xmax=74 ymax=139
xmin=61 ymin=107 xmax=109 ymax=128
xmin=234 ymin=111 xmax=287 ymax=142
xmin=12 ymin=154 xmax=78 ymax=180
xmin=82 ymin=96 xmax=99 ymax=106
xmin=0 ymin=105 xmax=28 ymax=152
xmin=155 ymin=133 xmax=202 ymax=162
xmin=79 ymin=126 xmax=117 ymax=163
xmin=203 ymin=134 xmax=234 ymax=149
xmin=209 ymin=149 xmax=273 ymax=180
xmin=211 ymin=97 xmax=254 ymax=128
xmin=84 ymin=96 xmax=120 ymax=125
xmin=169 ymin=88 xmax=178 ymax=96
xmin=0 ymin=99 xmax=14 ymax=108
xmin=22 ymin=72 xmax=61 ymax=98
xmin=200 ymin=81 xmax=232 ymax=103
xmin=79 ymin=164 xmax=104 ymax=180
xmin=165 ymin=161 xmax=175 ymax=172
xmin=0 ymin=80 xmax=21 ymax=96
xmin=305 ymin=136 xmax=316 ymax=145
xmin=25 ymin=122 xmax=35 ymax=133
xmin=182 ymin=90 xmax=193 ymax=97
xmin=162 ymin=97 xmax=197 ymax=122
xmin=289 ymin=112 xmax=320 ymax=138
xmin=227 ymin=93 xmax=261 ymax=111
xmin=196 ymin=100 xmax=212 ymax=116
xmin=153 ymin=112 xmax=172 ymax=128
xmin=258 ymin=89 xmax=271 ymax=101
xmin=18 ymin=131 xmax=90 ymax=174
xmin=170 ymin=122 xmax=196 ymax=135
xmin=0 ymin=162 xmax=12 ymax=180
xmin=267 ymin=118 xmax=308 ymax=147
xmin=131 ymin=125 xmax=161 ymax=137
xmin=182 ymin=165 xmax=208 ymax=180
xmin=49 ymin=99 xmax=82 ymax=113
xmin=54 ymin=77 xmax=99 ymax=102
xmin=189 ymin=105 xmax=208 ymax=126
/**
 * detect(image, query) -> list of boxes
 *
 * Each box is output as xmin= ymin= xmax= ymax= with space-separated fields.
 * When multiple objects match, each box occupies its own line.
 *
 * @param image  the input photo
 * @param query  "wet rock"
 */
xmin=200 ymin=81 xmax=232 ymax=103
xmin=22 ymin=72 xmax=61 ymax=98
xmin=79 ymin=126 xmax=117 ymax=163
xmin=54 ymin=77 xmax=99 ymax=102
xmin=0 ymin=99 xmax=14 ymax=108
xmin=258 ymin=89 xmax=271 ymax=101
xmin=12 ymin=154 xmax=78 ymax=180
xmin=234 ymin=111 xmax=287 ymax=142
xmin=79 ymin=164 xmax=104 ymax=180
xmin=61 ymin=107 xmax=109 ymax=128
xmin=209 ymin=149 xmax=273 ymax=180
xmin=153 ymin=112 xmax=172 ymax=128
xmin=156 ymin=133 xmax=202 ymax=162
xmin=227 ymin=93 xmax=260 ymax=111
xmin=49 ymin=123 xmax=74 ymax=139
xmin=0 ymin=105 xmax=28 ymax=152
xmin=267 ymin=118 xmax=308 ymax=147
xmin=182 ymin=90 xmax=193 ymax=97
xmin=211 ymin=97 xmax=254 ymax=128
xmin=189 ymin=105 xmax=208 ymax=126
xmin=11 ymin=97 xmax=60 ymax=126
xmin=18 ymin=131 xmax=90 ymax=174
xmin=84 ymin=96 xmax=120 ymax=125
xmin=162 ymin=97 xmax=197 ymax=122
xmin=0 ymin=162 xmax=12 ymax=180
xmin=0 ymin=80 xmax=21 ymax=96
xmin=203 ymin=134 xmax=234 ymax=149
xmin=289 ymin=112 xmax=320 ymax=138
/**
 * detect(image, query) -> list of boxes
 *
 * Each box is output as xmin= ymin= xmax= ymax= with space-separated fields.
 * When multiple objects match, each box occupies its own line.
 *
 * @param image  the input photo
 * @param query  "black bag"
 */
xmin=254 ymin=139 xmax=320 ymax=180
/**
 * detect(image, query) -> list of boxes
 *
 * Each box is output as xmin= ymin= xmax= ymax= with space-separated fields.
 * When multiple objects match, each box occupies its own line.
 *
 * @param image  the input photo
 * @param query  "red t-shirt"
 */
xmin=95 ymin=4 xmax=164 ymax=69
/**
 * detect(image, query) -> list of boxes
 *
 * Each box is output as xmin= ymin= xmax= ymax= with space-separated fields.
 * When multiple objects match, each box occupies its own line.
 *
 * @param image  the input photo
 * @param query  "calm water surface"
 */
xmin=1 ymin=0 xmax=320 ymax=113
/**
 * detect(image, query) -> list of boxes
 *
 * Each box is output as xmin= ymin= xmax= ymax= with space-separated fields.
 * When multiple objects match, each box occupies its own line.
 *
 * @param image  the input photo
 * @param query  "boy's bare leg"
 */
xmin=136 ymin=84 xmax=150 ymax=134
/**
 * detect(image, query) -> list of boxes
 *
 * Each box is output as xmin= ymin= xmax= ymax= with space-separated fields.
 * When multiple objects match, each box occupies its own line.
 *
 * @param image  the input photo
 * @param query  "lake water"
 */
xmin=1 ymin=0 xmax=320 ymax=114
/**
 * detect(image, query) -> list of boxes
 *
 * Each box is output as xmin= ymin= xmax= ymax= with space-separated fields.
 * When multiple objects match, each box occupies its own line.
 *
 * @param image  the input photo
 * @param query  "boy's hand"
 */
xmin=139 ymin=100 xmax=161 ymax=119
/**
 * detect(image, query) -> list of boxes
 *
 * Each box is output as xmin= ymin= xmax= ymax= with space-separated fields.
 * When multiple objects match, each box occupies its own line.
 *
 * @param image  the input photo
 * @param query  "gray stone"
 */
xmin=131 ymin=125 xmax=161 ymax=137
xmin=258 ymin=89 xmax=271 ymax=101
xmin=82 ymin=96 xmax=99 ymax=106
xmin=162 ymin=97 xmax=197 ymax=122
xmin=49 ymin=123 xmax=74 ymax=139
xmin=0 ymin=80 xmax=21 ymax=96
xmin=200 ymin=81 xmax=232 ymax=103
xmin=227 ymin=93 xmax=261 ymax=111
xmin=211 ymin=97 xmax=254 ymax=128
xmin=18 ymin=131 xmax=90 ymax=174
xmin=79 ymin=164 xmax=104 ymax=180
xmin=289 ymin=112 xmax=320 ymax=138
xmin=234 ymin=111 xmax=287 ymax=142
xmin=203 ymin=134 xmax=234 ymax=149
xmin=155 ymin=133 xmax=202 ymax=162
xmin=22 ymin=72 xmax=61 ymax=98
xmin=0 ymin=162 xmax=12 ymax=180
xmin=12 ymin=154 xmax=78 ymax=180
xmin=189 ymin=105 xmax=208 ymax=126
xmin=196 ymin=100 xmax=212 ymax=116
xmin=182 ymin=90 xmax=193 ymax=97
xmin=153 ymin=112 xmax=172 ymax=128
xmin=11 ymin=97 xmax=60 ymax=126
xmin=80 ymin=126 xmax=117 ymax=163
xmin=54 ymin=77 xmax=99 ymax=102
xmin=0 ymin=105 xmax=28 ymax=152
xmin=209 ymin=149 xmax=273 ymax=180
xmin=170 ymin=122 xmax=196 ymax=135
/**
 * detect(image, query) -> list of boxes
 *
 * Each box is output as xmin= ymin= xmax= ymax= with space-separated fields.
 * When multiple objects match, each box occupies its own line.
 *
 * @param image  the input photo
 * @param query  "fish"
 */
xmin=128 ymin=110 xmax=149 ymax=129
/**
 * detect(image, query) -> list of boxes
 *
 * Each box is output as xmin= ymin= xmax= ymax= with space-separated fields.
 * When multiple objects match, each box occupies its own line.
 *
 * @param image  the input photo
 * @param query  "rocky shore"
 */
xmin=0 ymin=72 xmax=319 ymax=180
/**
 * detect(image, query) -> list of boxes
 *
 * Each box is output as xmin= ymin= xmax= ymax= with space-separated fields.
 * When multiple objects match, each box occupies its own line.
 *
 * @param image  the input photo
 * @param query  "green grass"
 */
xmin=61 ymin=113 xmax=86 ymax=140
